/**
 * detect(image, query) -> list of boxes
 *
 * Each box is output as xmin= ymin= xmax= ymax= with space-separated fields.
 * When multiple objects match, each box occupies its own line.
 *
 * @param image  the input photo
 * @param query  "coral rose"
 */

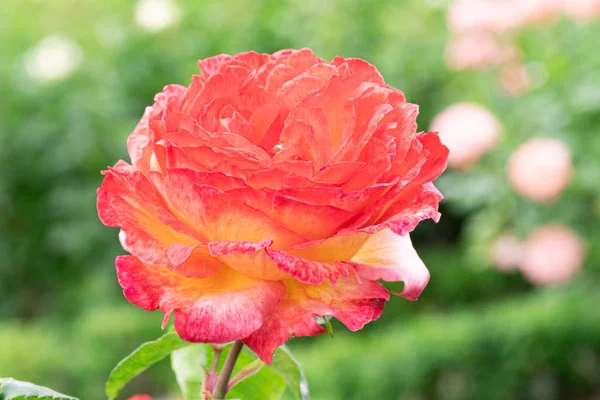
xmin=97 ymin=49 xmax=448 ymax=363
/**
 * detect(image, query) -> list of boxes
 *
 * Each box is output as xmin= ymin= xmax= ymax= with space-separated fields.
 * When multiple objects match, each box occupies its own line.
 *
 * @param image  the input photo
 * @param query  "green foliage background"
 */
xmin=1 ymin=0 xmax=599 ymax=399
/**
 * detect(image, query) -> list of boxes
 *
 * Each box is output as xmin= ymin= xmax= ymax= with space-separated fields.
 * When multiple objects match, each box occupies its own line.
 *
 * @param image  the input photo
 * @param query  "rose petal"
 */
xmin=330 ymin=57 xmax=386 ymax=87
xmin=198 ymin=54 xmax=234 ymax=76
xmin=266 ymin=232 xmax=371 ymax=285
xmin=274 ymin=105 xmax=334 ymax=169
xmin=187 ymin=65 xmax=254 ymax=120
xmin=150 ymin=169 xmax=307 ymax=248
xmin=243 ymin=274 xmax=389 ymax=363
xmin=208 ymin=232 xmax=371 ymax=285
xmin=127 ymin=84 xmax=187 ymax=173
xmin=265 ymin=249 xmax=351 ymax=286
xmin=330 ymin=85 xmax=395 ymax=163
xmin=116 ymin=256 xmax=286 ymax=343
xmin=312 ymin=161 xmax=367 ymax=185
xmin=411 ymin=131 xmax=450 ymax=185
xmin=97 ymin=162 xmax=199 ymax=265
xmin=342 ymin=136 xmax=396 ymax=191
xmin=208 ymin=239 xmax=288 ymax=280
xmin=166 ymin=243 xmax=225 ymax=278
xmin=276 ymin=63 xmax=339 ymax=108
xmin=342 ymin=183 xmax=442 ymax=238
xmin=351 ymin=229 xmax=430 ymax=300
xmin=227 ymin=187 xmax=355 ymax=240
xmin=281 ymin=182 xmax=395 ymax=213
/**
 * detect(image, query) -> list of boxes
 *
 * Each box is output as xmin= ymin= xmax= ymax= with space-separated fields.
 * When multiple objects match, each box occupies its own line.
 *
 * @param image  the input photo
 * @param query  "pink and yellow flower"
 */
xmin=97 ymin=49 xmax=448 ymax=363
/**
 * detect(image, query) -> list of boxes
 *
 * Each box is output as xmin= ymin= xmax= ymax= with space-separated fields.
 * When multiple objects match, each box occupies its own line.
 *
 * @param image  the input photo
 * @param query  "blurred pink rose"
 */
xmin=490 ymin=234 xmax=523 ymax=272
xmin=445 ymin=32 xmax=513 ymax=71
xmin=520 ymin=224 xmax=585 ymax=286
xmin=508 ymin=138 xmax=572 ymax=203
xmin=500 ymin=63 xmax=532 ymax=96
xmin=431 ymin=103 xmax=502 ymax=169
xmin=448 ymin=0 xmax=520 ymax=34
xmin=448 ymin=0 xmax=561 ymax=34
xmin=562 ymin=0 xmax=600 ymax=22
xmin=517 ymin=0 xmax=562 ymax=25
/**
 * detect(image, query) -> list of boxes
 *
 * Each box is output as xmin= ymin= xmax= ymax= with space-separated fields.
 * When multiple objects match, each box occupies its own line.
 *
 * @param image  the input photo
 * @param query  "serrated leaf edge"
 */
xmin=0 ymin=378 xmax=79 ymax=400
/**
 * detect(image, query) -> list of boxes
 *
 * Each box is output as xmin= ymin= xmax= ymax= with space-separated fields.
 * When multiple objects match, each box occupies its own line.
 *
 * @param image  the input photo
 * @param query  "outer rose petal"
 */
xmin=97 ymin=162 xmax=198 ymax=265
xmin=166 ymin=243 xmax=225 ymax=278
xmin=209 ymin=233 xmax=371 ymax=285
xmin=149 ymin=169 xmax=307 ymax=248
xmin=376 ymin=183 xmax=444 ymax=235
xmin=243 ymin=274 xmax=390 ymax=364
xmin=208 ymin=239 xmax=289 ymax=280
xmin=116 ymin=256 xmax=286 ymax=343
xmin=98 ymin=162 xmax=224 ymax=279
xmin=227 ymin=187 xmax=355 ymax=240
xmin=128 ymin=85 xmax=187 ymax=173
xmin=351 ymin=229 xmax=430 ymax=300
xmin=266 ymin=233 xmax=371 ymax=285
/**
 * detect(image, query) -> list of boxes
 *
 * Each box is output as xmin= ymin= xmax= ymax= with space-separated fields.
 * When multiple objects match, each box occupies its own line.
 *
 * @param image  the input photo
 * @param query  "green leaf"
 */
xmin=228 ymin=359 xmax=264 ymax=390
xmin=0 ymin=378 xmax=78 ymax=400
xmin=269 ymin=346 xmax=310 ymax=400
xmin=324 ymin=318 xmax=334 ymax=338
xmin=226 ymin=365 xmax=286 ymax=400
xmin=226 ymin=346 xmax=309 ymax=400
xmin=105 ymin=329 xmax=190 ymax=400
xmin=171 ymin=344 xmax=208 ymax=400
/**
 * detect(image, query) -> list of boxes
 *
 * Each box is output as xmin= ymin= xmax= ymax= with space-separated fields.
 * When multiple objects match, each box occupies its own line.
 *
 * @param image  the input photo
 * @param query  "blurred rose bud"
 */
xmin=128 ymin=396 xmax=153 ymax=400
xmin=134 ymin=0 xmax=181 ymax=32
xmin=562 ymin=0 xmax=600 ymax=22
xmin=490 ymin=234 xmax=523 ymax=272
xmin=508 ymin=138 xmax=572 ymax=203
xmin=431 ymin=103 xmax=502 ymax=169
xmin=445 ymin=33 xmax=513 ymax=71
xmin=520 ymin=224 xmax=585 ymax=286
xmin=25 ymin=36 xmax=82 ymax=83
xmin=500 ymin=63 xmax=532 ymax=96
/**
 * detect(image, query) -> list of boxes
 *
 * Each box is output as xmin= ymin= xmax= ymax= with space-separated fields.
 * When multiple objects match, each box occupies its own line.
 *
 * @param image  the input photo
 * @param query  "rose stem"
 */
xmin=212 ymin=340 xmax=244 ymax=399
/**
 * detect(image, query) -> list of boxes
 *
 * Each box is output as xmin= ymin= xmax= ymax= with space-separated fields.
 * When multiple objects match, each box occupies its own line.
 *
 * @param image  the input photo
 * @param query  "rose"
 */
xmin=97 ymin=49 xmax=448 ymax=363
xmin=431 ymin=102 xmax=502 ymax=169
xmin=507 ymin=138 xmax=572 ymax=203
xmin=520 ymin=224 xmax=585 ymax=286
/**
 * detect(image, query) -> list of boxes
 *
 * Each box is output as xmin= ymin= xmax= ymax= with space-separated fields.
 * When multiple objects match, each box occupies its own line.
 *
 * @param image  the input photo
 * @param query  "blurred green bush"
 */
xmin=0 ymin=0 xmax=599 ymax=399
